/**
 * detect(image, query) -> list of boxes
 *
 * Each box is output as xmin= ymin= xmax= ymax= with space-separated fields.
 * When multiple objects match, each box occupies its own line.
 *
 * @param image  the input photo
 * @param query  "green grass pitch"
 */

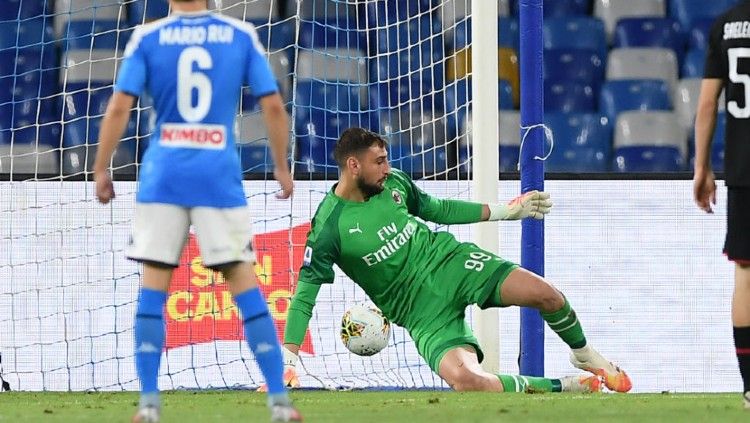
xmin=0 ymin=391 xmax=747 ymax=422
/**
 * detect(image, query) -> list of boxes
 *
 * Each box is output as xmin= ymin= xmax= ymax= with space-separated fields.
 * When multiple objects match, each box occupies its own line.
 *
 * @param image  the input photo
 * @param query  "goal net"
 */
xmin=0 ymin=0 xmax=475 ymax=391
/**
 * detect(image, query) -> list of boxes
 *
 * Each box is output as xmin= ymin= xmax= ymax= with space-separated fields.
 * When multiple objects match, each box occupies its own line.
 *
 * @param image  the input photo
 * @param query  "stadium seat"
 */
xmin=288 ymin=0 xmax=358 ymax=20
xmin=250 ymin=19 xmax=295 ymax=51
xmin=390 ymin=142 xmax=449 ymax=178
xmin=371 ymin=16 xmax=445 ymax=110
xmin=236 ymin=112 xmax=268 ymax=145
xmin=614 ymin=110 xmax=687 ymax=160
xmin=613 ymin=146 xmax=684 ymax=172
xmin=606 ymin=47 xmax=679 ymax=89
xmin=450 ymin=17 xmax=519 ymax=51
xmin=593 ymin=0 xmax=666 ymax=41
xmin=669 ymin=0 xmax=738 ymax=29
xmin=54 ymin=0 xmax=122 ymax=35
xmin=510 ymin=0 xmax=591 ymax=17
xmin=613 ymin=18 xmax=685 ymax=68
xmin=498 ymin=48 xmax=520 ymax=108
xmin=0 ymin=121 xmax=61 ymax=147
xmin=599 ymin=80 xmax=672 ymax=123
xmin=298 ymin=19 xmax=365 ymax=50
xmin=682 ymin=48 xmax=706 ymax=78
xmin=366 ymin=0 xmax=439 ymax=26
xmin=61 ymin=142 xmax=137 ymax=176
xmin=545 ymin=112 xmax=612 ymax=172
xmin=297 ymin=48 xmax=367 ymax=83
xmin=237 ymin=142 xmax=274 ymax=174
xmin=0 ymin=18 xmax=55 ymax=50
xmin=543 ymin=48 xmax=605 ymax=89
xmin=544 ymin=80 xmax=596 ymax=113
xmin=61 ymin=49 xmax=121 ymax=87
xmin=444 ymin=78 xmax=514 ymax=139
xmin=60 ymin=20 xmax=125 ymax=51
xmin=0 ymin=144 xmax=59 ymax=174
xmin=674 ymin=77 xmax=726 ymax=131
xmin=689 ymin=18 xmax=715 ymax=51
xmin=128 ymin=0 xmax=170 ymax=26
xmin=461 ymin=111 xmax=521 ymax=172
xmin=0 ymin=0 xmax=48 ymax=21
xmin=211 ymin=0 xmax=279 ymax=20
xmin=543 ymin=17 xmax=608 ymax=61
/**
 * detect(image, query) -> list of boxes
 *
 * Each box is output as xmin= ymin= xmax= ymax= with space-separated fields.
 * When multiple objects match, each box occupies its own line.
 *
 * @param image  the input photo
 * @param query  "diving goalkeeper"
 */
xmin=280 ymin=127 xmax=631 ymax=393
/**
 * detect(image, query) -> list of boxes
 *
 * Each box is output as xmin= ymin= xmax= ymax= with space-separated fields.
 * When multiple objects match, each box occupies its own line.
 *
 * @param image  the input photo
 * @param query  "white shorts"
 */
xmin=126 ymin=203 xmax=255 ymax=268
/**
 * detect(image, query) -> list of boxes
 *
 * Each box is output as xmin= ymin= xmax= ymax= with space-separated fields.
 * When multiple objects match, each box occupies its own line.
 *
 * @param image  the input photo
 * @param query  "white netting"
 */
xmin=0 ymin=0 xmax=475 ymax=390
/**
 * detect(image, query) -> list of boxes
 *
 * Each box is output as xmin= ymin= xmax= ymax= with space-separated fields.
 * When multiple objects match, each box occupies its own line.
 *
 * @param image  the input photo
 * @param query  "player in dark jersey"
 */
xmin=694 ymin=0 xmax=750 ymax=410
xmin=276 ymin=127 xmax=631 ymax=394
xmin=93 ymin=1 xmax=300 ymax=421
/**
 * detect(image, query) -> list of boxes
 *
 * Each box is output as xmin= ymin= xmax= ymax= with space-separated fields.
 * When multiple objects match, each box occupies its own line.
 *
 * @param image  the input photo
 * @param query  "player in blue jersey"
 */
xmin=93 ymin=1 xmax=301 ymax=422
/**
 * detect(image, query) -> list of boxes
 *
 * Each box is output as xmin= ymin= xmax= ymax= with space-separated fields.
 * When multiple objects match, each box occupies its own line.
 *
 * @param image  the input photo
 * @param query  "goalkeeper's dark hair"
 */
xmin=333 ymin=127 xmax=388 ymax=168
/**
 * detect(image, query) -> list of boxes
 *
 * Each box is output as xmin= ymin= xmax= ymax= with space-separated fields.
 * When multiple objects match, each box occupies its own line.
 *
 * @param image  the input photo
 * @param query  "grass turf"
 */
xmin=0 ymin=391 xmax=746 ymax=422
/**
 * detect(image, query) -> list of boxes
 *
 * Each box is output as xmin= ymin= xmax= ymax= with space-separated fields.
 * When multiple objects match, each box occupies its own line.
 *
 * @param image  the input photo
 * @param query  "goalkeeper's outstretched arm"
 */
xmin=391 ymin=169 xmax=552 ymax=223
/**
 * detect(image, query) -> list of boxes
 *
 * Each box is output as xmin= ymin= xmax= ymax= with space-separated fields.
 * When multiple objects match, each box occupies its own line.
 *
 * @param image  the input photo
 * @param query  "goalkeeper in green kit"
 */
xmin=278 ymin=127 xmax=632 ymax=393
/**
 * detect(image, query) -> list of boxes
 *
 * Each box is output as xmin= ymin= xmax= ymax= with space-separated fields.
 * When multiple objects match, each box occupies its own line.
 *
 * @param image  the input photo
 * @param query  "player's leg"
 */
xmin=725 ymin=187 xmax=750 ymax=409
xmin=437 ymin=345 xmax=601 ymax=393
xmin=191 ymin=207 xmax=301 ymax=422
xmin=127 ymin=204 xmax=191 ymax=423
xmin=492 ymin=267 xmax=632 ymax=392
xmin=733 ymin=263 xmax=750 ymax=409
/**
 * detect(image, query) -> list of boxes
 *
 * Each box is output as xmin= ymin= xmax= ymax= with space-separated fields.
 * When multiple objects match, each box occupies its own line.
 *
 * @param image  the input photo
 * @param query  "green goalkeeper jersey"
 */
xmin=285 ymin=169 xmax=483 ymax=344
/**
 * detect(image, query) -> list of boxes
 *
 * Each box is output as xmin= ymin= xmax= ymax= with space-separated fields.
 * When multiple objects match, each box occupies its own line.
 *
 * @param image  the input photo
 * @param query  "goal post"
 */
xmin=469 ymin=0 xmax=500 ymax=375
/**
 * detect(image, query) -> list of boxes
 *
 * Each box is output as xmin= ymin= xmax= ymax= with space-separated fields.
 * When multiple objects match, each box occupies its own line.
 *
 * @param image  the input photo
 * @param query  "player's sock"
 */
xmin=541 ymin=297 xmax=586 ymax=349
xmin=734 ymin=326 xmax=750 ymax=394
xmin=134 ymin=288 xmax=167 ymax=408
xmin=234 ymin=287 xmax=288 ymax=399
xmin=497 ymin=374 xmax=562 ymax=393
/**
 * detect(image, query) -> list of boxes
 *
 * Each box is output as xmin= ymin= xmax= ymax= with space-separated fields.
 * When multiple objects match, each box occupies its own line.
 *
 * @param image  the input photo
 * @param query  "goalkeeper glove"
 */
xmin=489 ymin=190 xmax=552 ymax=221
xmin=256 ymin=346 xmax=301 ymax=392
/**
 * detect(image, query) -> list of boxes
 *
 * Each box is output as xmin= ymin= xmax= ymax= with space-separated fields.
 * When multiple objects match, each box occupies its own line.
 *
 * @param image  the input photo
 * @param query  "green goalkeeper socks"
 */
xmin=541 ymin=297 xmax=587 ymax=349
xmin=497 ymin=374 xmax=562 ymax=393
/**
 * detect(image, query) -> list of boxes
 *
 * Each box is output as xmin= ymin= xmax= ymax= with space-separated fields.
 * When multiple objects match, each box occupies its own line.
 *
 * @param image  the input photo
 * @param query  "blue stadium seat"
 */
xmin=295 ymin=79 xmax=377 ymax=170
xmin=60 ymin=20 xmax=124 ymax=51
xmin=500 ymin=146 xmax=520 ymax=172
xmin=669 ymin=0 xmax=738 ymax=29
xmin=249 ymin=19 xmax=295 ymax=51
xmin=0 ymin=17 xmax=54 ymax=49
xmin=599 ymin=80 xmax=672 ymax=123
xmin=543 ymin=17 xmax=607 ymax=60
xmin=543 ymin=48 xmax=604 ymax=89
xmin=128 ymin=0 xmax=170 ymax=26
xmin=0 ymin=0 xmax=49 ymax=21
xmin=613 ymin=18 xmax=685 ymax=67
xmin=298 ymin=19 xmax=366 ymax=50
xmin=390 ymin=142 xmax=448 ymax=178
xmin=451 ymin=17 xmax=519 ymax=51
xmin=498 ymin=17 xmax=520 ymax=49
xmin=689 ymin=18 xmax=715 ymax=51
xmin=61 ymin=89 xmax=111 ymax=120
xmin=544 ymin=80 xmax=596 ymax=113
xmin=682 ymin=48 xmax=706 ymax=78
xmin=613 ymin=146 xmax=684 ymax=172
xmin=237 ymin=143 xmax=274 ymax=174
xmin=290 ymin=0 xmax=357 ymax=19
xmin=366 ymin=0 xmax=436 ymax=26
xmin=511 ymin=0 xmax=591 ymax=17
xmin=545 ymin=112 xmax=612 ymax=172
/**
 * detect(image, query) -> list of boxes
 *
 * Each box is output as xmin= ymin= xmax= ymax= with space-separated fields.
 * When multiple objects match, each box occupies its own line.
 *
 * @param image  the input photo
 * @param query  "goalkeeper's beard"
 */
xmin=356 ymin=176 xmax=385 ymax=199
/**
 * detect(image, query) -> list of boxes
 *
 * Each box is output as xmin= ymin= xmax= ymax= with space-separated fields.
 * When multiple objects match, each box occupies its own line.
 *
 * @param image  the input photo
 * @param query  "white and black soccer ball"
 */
xmin=340 ymin=304 xmax=391 ymax=356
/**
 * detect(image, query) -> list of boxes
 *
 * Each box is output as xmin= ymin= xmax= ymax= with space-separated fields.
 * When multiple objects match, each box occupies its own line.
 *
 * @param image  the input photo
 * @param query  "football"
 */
xmin=340 ymin=304 xmax=391 ymax=356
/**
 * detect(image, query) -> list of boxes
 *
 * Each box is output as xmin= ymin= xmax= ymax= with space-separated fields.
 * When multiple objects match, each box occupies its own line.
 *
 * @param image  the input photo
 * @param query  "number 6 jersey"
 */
xmin=705 ymin=1 xmax=750 ymax=187
xmin=115 ymin=11 xmax=278 ymax=206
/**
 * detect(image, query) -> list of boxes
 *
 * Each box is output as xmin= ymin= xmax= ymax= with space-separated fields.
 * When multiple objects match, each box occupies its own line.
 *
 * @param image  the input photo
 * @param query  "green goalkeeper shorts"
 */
xmin=404 ymin=241 xmax=518 ymax=373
